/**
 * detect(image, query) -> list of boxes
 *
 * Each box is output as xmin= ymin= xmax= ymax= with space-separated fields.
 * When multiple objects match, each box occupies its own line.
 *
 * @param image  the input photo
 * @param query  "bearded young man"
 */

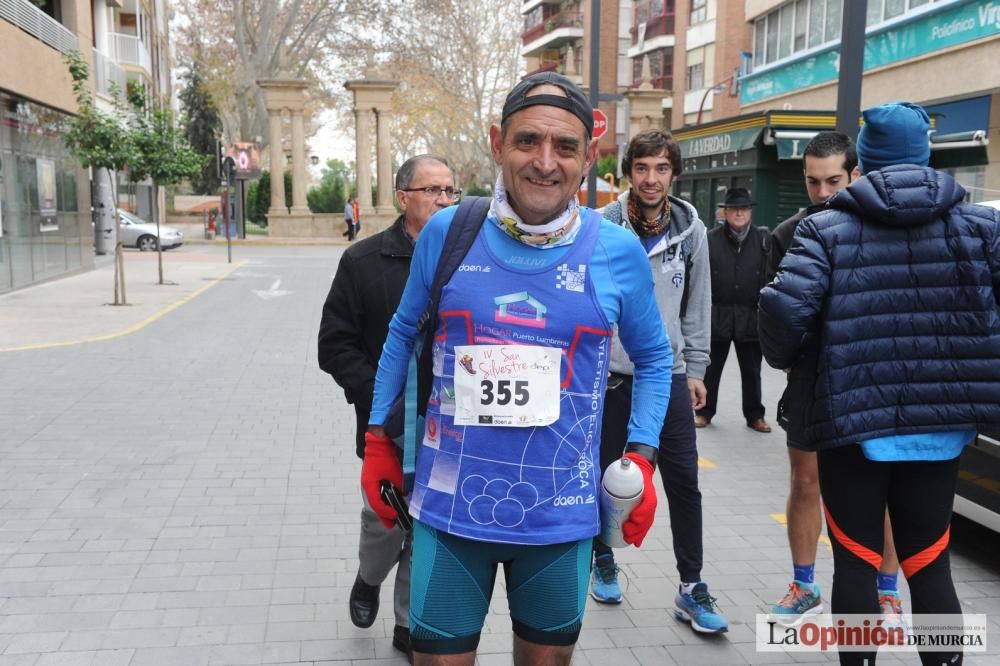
xmin=592 ymin=129 xmax=727 ymax=634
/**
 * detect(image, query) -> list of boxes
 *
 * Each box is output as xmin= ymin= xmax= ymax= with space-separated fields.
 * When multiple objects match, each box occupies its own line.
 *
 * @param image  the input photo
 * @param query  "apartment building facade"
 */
xmin=670 ymin=0 xmax=999 ymax=225
xmin=0 ymin=0 xmax=172 ymax=293
xmin=740 ymin=0 xmax=999 ymax=205
xmin=521 ymin=0 xmax=625 ymax=156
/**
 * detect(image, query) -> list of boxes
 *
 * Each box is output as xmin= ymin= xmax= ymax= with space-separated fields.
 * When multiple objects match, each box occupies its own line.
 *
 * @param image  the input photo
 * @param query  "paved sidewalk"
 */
xmin=0 ymin=251 xmax=245 ymax=351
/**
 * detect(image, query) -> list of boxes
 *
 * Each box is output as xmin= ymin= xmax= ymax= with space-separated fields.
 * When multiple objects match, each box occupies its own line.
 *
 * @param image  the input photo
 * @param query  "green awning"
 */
xmin=678 ymin=126 xmax=762 ymax=159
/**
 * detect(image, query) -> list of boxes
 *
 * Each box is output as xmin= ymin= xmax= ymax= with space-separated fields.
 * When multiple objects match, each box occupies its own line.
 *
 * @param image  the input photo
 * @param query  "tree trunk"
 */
xmin=153 ymin=181 xmax=164 ymax=285
xmin=109 ymin=168 xmax=128 ymax=305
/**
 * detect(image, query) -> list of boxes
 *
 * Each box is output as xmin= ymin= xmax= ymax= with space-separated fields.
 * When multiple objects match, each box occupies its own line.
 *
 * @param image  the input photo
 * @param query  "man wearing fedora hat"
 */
xmin=695 ymin=187 xmax=772 ymax=433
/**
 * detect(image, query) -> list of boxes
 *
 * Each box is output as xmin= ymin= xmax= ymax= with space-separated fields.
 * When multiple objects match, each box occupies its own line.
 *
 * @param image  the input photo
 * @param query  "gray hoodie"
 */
xmin=602 ymin=190 xmax=711 ymax=380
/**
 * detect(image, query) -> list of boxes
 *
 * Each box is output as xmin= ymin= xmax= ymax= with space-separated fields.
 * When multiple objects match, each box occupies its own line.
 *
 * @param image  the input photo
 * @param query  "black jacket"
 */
xmin=318 ymin=215 xmax=413 ymax=458
xmin=706 ymin=223 xmax=771 ymax=343
xmin=770 ymin=203 xmax=826 ymax=275
xmin=769 ymin=204 xmax=826 ymax=446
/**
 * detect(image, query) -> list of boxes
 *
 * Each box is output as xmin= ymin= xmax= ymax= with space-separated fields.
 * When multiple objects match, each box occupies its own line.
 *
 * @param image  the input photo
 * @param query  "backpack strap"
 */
xmin=402 ymin=195 xmax=490 ymax=491
xmin=678 ymin=234 xmax=694 ymax=318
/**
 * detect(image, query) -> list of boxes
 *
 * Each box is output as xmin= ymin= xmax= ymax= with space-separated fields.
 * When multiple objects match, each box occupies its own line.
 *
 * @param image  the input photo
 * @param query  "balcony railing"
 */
xmin=92 ymin=47 xmax=127 ymax=98
xmin=522 ymin=10 xmax=583 ymax=46
xmin=114 ymin=33 xmax=152 ymax=73
xmin=0 ymin=0 xmax=78 ymax=53
xmin=631 ymin=13 xmax=676 ymax=45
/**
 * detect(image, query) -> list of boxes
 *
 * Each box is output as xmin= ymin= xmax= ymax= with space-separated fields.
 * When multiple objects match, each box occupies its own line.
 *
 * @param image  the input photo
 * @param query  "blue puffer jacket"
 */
xmin=759 ymin=165 xmax=1000 ymax=450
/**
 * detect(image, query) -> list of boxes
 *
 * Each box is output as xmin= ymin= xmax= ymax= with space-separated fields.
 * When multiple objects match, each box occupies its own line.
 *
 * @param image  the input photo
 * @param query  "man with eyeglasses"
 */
xmin=360 ymin=72 xmax=671 ymax=665
xmin=318 ymin=155 xmax=456 ymax=662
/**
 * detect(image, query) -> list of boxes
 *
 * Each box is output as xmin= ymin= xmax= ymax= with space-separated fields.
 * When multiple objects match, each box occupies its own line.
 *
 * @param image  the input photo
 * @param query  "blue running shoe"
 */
xmin=674 ymin=583 xmax=729 ymax=633
xmin=769 ymin=581 xmax=823 ymax=627
xmin=589 ymin=553 xmax=622 ymax=604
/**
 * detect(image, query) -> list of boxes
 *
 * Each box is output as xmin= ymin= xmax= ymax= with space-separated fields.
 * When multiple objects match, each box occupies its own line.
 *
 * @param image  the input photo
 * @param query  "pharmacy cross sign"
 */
xmin=592 ymin=109 xmax=608 ymax=140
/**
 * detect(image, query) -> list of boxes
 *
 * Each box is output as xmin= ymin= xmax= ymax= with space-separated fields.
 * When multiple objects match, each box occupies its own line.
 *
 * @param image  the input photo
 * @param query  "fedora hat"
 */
xmin=719 ymin=188 xmax=755 ymax=208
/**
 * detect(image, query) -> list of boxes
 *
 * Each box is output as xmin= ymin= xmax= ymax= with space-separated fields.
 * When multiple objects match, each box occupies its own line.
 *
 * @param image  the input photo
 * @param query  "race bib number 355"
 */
xmin=452 ymin=345 xmax=560 ymax=427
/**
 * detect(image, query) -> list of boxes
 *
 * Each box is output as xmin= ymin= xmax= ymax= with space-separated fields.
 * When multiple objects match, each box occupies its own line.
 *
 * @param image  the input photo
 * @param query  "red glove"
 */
xmin=621 ymin=452 xmax=657 ymax=547
xmin=361 ymin=431 xmax=404 ymax=529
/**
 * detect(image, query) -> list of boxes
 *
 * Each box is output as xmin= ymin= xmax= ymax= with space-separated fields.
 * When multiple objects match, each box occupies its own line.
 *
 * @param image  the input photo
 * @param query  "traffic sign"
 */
xmin=593 ymin=109 xmax=609 ymax=139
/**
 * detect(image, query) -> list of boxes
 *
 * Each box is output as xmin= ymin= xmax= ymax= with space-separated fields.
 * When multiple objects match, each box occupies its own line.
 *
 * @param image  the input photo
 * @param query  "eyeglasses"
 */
xmin=400 ymin=186 xmax=462 ymax=201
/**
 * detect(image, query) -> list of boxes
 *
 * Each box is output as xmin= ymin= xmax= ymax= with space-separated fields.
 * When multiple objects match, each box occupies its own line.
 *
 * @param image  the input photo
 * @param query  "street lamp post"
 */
xmin=696 ymin=77 xmax=732 ymax=125
xmin=587 ymin=0 xmax=600 ymax=209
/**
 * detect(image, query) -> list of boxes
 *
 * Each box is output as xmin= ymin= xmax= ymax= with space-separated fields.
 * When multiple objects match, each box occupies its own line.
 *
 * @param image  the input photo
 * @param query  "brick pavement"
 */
xmin=0 ymin=245 xmax=996 ymax=665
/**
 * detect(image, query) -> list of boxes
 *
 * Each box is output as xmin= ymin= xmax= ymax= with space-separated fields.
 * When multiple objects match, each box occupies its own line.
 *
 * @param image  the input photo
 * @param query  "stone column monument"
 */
xmin=290 ymin=109 xmax=309 ymax=214
xmin=623 ymin=55 xmax=669 ymax=138
xmin=257 ymin=79 xmax=311 ymax=218
xmin=266 ymin=108 xmax=285 ymax=216
xmin=375 ymin=108 xmax=394 ymax=214
xmin=345 ymin=70 xmax=400 ymax=233
xmin=352 ymin=107 xmax=372 ymax=217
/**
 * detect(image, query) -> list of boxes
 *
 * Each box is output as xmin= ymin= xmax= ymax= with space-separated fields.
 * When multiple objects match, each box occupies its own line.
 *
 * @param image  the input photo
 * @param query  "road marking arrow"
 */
xmin=252 ymin=279 xmax=293 ymax=300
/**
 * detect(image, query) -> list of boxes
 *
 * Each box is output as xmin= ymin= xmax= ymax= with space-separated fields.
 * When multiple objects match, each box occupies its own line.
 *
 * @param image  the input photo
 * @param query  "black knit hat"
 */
xmin=719 ymin=188 xmax=755 ymax=208
xmin=501 ymin=72 xmax=593 ymax=139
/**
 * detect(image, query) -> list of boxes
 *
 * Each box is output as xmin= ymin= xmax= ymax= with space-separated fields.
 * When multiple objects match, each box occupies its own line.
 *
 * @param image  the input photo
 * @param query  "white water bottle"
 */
xmin=599 ymin=457 xmax=644 ymax=548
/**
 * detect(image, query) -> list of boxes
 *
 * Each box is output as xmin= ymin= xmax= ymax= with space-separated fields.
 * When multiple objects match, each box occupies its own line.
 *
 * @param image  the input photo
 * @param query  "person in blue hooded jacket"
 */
xmin=759 ymin=102 xmax=1000 ymax=666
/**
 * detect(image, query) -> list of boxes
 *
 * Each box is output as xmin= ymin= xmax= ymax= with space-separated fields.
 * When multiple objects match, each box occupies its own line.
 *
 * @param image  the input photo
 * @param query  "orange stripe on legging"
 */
xmin=900 ymin=527 xmax=950 ymax=578
xmin=823 ymin=505 xmax=883 ymax=570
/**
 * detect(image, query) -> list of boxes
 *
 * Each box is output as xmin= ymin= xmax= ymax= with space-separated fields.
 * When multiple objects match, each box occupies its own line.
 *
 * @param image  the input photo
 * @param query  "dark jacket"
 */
xmin=759 ymin=165 xmax=1000 ymax=450
xmin=769 ymin=203 xmax=826 ymax=447
xmin=706 ymin=223 xmax=771 ymax=342
xmin=770 ymin=203 xmax=826 ymax=275
xmin=318 ymin=215 xmax=413 ymax=458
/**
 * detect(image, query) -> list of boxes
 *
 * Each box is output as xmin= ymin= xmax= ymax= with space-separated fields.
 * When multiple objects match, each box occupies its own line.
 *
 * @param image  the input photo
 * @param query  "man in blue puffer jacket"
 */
xmin=759 ymin=102 xmax=1000 ymax=666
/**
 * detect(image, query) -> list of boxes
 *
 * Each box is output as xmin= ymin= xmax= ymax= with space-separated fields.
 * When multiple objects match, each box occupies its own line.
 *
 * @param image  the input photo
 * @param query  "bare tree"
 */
xmin=384 ymin=0 xmax=523 ymax=186
xmin=172 ymin=0 xmax=520 ymax=187
xmin=173 ymin=0 xmax=376 ymax=146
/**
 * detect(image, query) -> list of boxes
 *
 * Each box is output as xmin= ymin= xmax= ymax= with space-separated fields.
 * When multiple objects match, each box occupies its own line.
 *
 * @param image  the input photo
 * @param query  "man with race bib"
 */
xmin=361 ymin=72 xmax=673 ymax=665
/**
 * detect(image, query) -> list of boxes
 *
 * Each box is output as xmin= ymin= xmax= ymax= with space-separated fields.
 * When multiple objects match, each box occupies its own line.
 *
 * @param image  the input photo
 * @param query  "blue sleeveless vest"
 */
xmin=409 ymin=211 xmax=613 ymax=545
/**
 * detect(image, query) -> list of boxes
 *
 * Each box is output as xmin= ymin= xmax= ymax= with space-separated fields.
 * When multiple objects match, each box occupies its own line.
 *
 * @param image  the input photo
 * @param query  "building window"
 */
xmin=868 ymin=0 xmax=931 ymax=26
xmin=807 ymin=0 xmax=824 ymax=48
xmin=753 ymin=21 xmax=766 ymax=71
xmin=764 ymin=10 xmax=778 ymax=63
xmin=690 ymin=0 xmax=707 ymax=25
xmin=823 ymin=0 xmax=842 ymax=43
xmin=778 ymin=3 xmax=794 ymax=60
xmin=884 ymin=0 xmax=906 ymax=20
xmin=524 ymin=5 xmax=544 ymax=32
xmin=752 ymin=0 xmax=936 ymax=70
xmin=793 ymin=0 xmax=808 ymax=51
xmin=633 ymin=48 xmax=674 ymax=89
xmin=687 ymin=62 xmax=704 ymax=90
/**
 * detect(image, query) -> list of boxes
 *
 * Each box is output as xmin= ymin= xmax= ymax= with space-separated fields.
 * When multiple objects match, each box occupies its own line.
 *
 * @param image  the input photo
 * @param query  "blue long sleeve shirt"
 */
xmin=370 ymin=205 xmax=672 ymax=447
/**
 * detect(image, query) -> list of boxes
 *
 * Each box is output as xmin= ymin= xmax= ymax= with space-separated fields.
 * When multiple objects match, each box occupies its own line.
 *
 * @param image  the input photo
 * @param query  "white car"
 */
xmin=118 ymin=209 xmax=184 ymax=251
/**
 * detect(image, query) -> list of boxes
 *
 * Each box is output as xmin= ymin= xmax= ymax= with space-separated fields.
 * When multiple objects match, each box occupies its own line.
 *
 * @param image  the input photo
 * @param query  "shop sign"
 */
xmin=742 ymin=0 xmax=1000 ymax=105
xmin=678 ymin=126 xmax=761 ymax=158
xmin=777 ymin=137 xmax=809 ymax=160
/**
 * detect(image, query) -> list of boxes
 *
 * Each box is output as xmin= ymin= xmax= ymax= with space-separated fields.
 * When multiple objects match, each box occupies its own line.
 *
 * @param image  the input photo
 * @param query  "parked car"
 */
xmin=955 ymin=434 xmax=1000 ymax=532
xmin=953 ymin=197 xmax=1000 ymax=532
xmin=118 ymin=209 xmax=184 ymax=251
